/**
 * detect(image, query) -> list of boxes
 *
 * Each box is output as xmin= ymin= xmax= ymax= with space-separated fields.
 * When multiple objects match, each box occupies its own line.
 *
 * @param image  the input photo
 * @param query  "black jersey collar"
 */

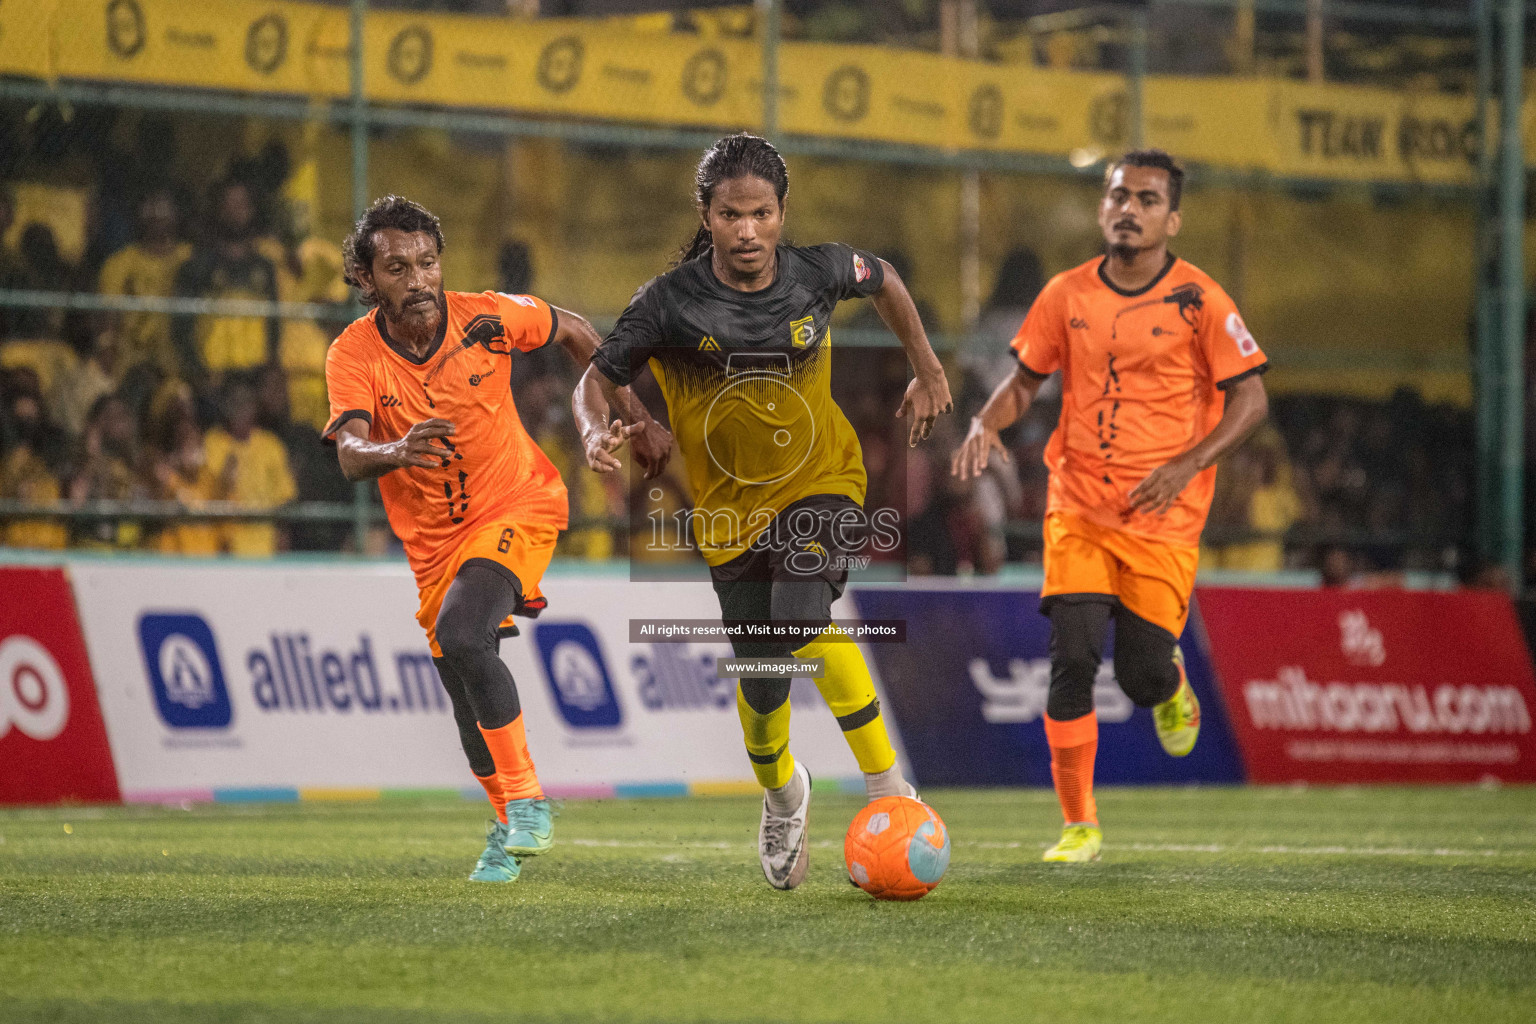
xmin=377 ymin=296 xmax=449 ymax=365
xmin=1096 ymin=251 xmax=1177 ymax=297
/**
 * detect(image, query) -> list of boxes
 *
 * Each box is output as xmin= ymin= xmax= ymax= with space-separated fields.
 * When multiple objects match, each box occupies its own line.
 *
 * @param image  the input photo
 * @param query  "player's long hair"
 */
xmin=674 ymin=134 xmax=789 ymax=266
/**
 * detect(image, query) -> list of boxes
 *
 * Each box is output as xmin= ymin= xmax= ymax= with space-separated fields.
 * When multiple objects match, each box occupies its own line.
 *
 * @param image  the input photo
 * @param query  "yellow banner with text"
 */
xmin=2 ymin=0 xmax=1492 ymax=186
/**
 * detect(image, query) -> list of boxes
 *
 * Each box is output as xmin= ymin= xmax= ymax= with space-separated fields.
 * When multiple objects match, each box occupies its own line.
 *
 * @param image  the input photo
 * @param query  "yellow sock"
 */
xmin=737 ymin=683 xmax=795 ymax=789
xmin=794 ymin=625 xmax=896 ymax=775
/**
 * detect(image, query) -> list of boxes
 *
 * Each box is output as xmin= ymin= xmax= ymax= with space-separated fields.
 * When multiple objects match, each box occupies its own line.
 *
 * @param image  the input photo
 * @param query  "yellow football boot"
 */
xmin=1042 ymin=824 xmax=1102 ymax=863
xmin=1153 ymin=648 xmax=1201 ymax=757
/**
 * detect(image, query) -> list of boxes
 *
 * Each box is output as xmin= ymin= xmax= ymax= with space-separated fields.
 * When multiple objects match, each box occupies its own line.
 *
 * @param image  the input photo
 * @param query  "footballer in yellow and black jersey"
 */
xmin=591 ymin=242 xmax=884 ymax=565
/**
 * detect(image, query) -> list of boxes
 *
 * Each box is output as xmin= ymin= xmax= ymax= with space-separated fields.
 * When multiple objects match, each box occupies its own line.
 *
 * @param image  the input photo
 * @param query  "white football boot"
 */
xmin=758 ymin=760 xmax=812 ymax=890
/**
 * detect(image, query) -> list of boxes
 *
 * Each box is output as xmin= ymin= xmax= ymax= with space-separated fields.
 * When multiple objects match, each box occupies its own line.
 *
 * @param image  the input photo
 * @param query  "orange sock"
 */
xmin=478 ymin=715 xmax=544 ymax=805
xmin=474 ymin=771 xmax=508 ymax=824
xmin=1044 ymin=711 xmax=1098 ymax=826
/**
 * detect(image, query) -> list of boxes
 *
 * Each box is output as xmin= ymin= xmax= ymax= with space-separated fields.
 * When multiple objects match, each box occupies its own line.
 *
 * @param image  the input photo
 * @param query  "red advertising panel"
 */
xmin=0 ymin=567 xmax=121 ymax=804
xmin=1198 ymin=587 xmax=1536 ymax=784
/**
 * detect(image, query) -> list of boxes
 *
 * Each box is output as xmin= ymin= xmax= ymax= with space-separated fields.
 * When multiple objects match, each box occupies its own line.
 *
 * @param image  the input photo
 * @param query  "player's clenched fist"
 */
xmin=394 ymin=418 xmax=457 ymax=469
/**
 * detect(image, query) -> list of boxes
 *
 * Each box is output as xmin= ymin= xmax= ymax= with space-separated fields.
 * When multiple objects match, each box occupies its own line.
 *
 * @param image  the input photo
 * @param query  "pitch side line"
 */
xmin=564 ymin=838 xmax=1528 ymax=858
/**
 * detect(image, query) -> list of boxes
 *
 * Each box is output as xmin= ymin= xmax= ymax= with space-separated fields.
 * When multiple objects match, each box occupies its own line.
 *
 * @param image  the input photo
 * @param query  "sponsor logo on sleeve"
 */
xmin=852 ymin=253 xmax=871 ymax=283
xmin=1226 ymin=312 xmax=1259 ymax=357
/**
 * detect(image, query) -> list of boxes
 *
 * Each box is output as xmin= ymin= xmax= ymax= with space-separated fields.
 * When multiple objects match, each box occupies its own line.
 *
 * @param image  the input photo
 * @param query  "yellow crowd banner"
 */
xmin=1265 ymin=82 xmax=1480 ymax=186
xmin=0 ymin=0 xmax=1494 ymax=186
xmin=361 ymin=14 xmax=762 ymax=130
xmin=0 ymin=0 xmax=59 ymax=81
xmin=49 ymin=0 xmax=350 ymax=97
xmin=775 ymin=41 xmax=1124 ymax=158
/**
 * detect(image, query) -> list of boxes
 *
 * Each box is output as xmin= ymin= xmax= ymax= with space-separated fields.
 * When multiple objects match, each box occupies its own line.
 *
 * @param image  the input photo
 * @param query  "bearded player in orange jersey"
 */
xmin=324 ymin=196 xmax=671 ymax=882
xmin=952 ymin=150 xmax=1269 ymax=863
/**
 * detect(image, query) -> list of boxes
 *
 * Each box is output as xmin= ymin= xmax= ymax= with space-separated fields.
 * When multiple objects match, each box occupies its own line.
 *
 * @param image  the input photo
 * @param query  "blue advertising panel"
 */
xmin=850 ymin=588 xmax=1244 ymax=786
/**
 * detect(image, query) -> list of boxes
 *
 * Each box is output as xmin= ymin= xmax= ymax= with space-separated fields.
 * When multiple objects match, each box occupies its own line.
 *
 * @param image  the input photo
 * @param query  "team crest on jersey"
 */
xmin=1225 ymin=312 xmax=1258 ymax=356
xmin=464 ymin=314 xmax=509 ymax=354
xmin=852 ymin=253 xmax=871 ymax=283
xmin=790 ymin=315 xmax=815 ymax=348
xmin=698 ymin=335 xmax=721 ymax=352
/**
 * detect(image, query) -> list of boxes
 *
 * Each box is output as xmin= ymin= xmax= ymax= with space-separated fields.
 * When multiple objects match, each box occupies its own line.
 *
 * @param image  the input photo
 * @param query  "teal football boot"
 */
xmin=503 ymin=797 xmax=554 ymax=856
xmin=469 ymin=820 xmax=521 ymax=883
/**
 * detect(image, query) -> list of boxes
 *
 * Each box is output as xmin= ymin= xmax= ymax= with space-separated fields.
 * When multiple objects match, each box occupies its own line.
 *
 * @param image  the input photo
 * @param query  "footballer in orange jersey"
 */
xmin=952 ymin=151 xmax=1269 ymax=863
xmin=324 ymin=196 xmax=670 ymax=882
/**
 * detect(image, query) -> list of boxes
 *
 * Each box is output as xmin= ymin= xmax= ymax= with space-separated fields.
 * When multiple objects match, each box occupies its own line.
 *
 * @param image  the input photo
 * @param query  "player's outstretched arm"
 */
xmin=555 ymin=307 xmax=672 ymax=478
xmin=951 ymin=367 xmax=1045 ymax=481
xmin=1129 ymin=371 xmax=1269 ymax=515
xmin=333 ymin=417 xmax=456 ymax=482
xmin=870 ymin=259 xmax=953 ymax=447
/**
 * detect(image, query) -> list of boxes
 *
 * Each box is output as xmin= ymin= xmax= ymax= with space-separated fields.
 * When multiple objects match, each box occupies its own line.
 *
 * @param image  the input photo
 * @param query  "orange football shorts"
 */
xmin=416 ymin=519 xmax=559 ymax=657
xmin=1040 ymin=509 xmax=1199 ymax=636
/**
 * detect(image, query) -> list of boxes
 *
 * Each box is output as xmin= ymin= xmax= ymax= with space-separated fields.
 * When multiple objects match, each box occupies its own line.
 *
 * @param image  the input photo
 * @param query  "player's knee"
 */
xmin=739 ymin=676 xmax=791 ymax=715
xmin=1113 ymin=623 xmax=1179 ymax=707
xmin=435 ymin=608 xmax=498 ymax=665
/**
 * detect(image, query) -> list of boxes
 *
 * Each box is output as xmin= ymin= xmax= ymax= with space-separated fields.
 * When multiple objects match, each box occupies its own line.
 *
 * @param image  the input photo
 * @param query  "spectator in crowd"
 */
xmin=145 ymin=383 xmax=220 ymax=556
xmin=0 ymin=186 xmax=21 ymax=339
xmin=171 ymin=180 xmax=280 ymax=387
xmin=51 ymin=323 xmax=119 ymax=438
xmin=970 ymin=246 xmax=1045 ymax=386
xmin=68 ymin=392 xmax=145 ymax=549
xmin=203 ymin=379 xmax=296 ymax=557
xmin=88 ymin=114 xmax=183 ymax=271
xmin=97 ymin=188 xmax=191 ymax=379
xmin=514 ymin=358 xmax=620 ymax=559
xmin=255 ymin=363 xmax=352 ymax=551
xmin=1201 ymin=426 xmax=1303 ymax=572
xmin=0 ymin=375 xmax=69 ymax=549
xmin=267 ymin=187 xmax=350 ymax=431
xmin=7 ymin=223 xmax=75 ymax=339
xmin=0 ymin=369 xmax=69 ymax=472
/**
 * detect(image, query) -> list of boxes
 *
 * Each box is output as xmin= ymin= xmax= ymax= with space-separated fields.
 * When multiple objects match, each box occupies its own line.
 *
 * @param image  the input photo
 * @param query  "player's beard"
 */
xmin=385 ymin=289 xmax=446 ymax=346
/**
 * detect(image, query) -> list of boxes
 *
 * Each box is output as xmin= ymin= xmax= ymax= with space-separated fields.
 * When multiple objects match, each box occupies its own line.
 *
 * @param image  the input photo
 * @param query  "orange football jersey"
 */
xmin=1011 ymin=255 xmax=1267 ymax=548
xmin=323 ymin=291 xmax=569 ymax=588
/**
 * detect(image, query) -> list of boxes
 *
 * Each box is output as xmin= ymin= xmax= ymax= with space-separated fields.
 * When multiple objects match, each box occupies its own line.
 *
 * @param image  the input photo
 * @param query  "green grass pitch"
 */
xmin=2 ymin=785 xmax=1533 ymax=1023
